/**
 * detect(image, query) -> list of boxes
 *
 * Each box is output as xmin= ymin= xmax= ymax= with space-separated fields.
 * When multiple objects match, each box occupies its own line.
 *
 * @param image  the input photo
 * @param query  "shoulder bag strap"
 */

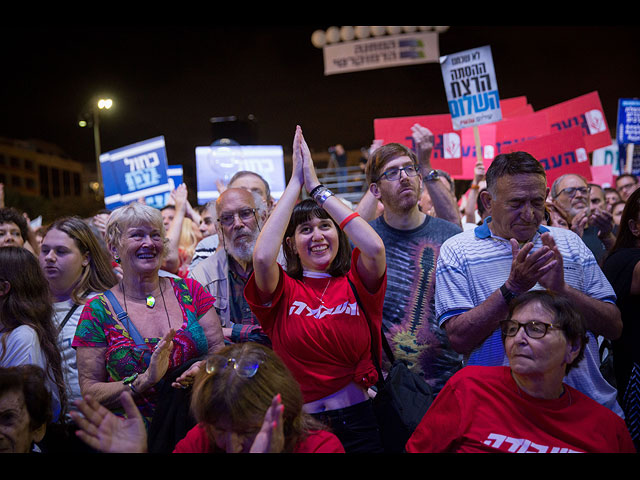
xmin=57 ymin=303 xmax=80 ymax=335
xmin=347 ymin=277 xmax=394 ymax=387
xmin=103 ymin=290 xmax=148 ymax=350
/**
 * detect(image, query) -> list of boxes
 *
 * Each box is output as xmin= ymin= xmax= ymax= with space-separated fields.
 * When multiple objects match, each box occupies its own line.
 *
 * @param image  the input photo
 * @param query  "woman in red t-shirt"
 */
xmin=247 ymin=126 xmax=387 ymax=453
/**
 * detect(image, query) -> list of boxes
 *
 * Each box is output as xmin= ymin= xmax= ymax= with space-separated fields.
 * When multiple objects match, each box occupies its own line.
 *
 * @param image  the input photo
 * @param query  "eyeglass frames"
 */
xmin=555 ymin=186 xmax=590 ymax=198
xmin=500 ymin=320 xmax=560 ymax=339
xmin=375 ymin=164 xmax=420 ymax=182
xmin=205 ymin=353 xmax=264 ymax=378
xmin=217 ymin=208 xmax=258 ymax=227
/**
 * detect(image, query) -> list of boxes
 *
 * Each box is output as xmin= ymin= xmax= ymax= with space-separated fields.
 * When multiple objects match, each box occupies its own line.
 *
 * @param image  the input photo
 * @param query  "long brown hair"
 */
xmin=609 ymin=187 xmax=640 ymax=253
xmin=43 ymin=216 xmax=118 ymax=304
xmin=0 ymin=247 xmax=67 ymax=418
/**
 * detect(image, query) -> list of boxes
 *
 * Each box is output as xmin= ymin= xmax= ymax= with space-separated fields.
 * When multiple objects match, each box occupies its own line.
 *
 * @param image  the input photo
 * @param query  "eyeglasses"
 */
xmin=218 ymin=208 xmax=257 ymax=227
xmin=376 ymin=164 xmax=419 ymax=182
xmin=205 ymin=353 xmax=264 ymax=378
xmin=556 ymin=186 xmax=590 ymax=198
xmin=500 ymin=320 xmax=560 ymax=339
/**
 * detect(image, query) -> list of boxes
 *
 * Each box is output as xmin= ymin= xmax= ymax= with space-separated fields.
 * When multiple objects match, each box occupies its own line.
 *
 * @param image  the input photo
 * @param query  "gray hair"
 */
xmin=550 ymin=173 xmax=588 ymax=199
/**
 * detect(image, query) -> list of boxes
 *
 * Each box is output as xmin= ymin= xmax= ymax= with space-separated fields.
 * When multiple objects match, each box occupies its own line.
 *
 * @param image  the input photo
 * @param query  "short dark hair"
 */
xmin=0 ymin=365 xmax=52 ymax=433
xmin=283 ymin=199 xmax=351 ymax=280
xmin=485 ymin=152 xmax=546 ymax=195
xmin=229 ymin=170 xmax=272 ymax=201
xmin=615 ymin=173 xmax=638 ymax=186
xmin=0 ymin=207 xmax=28 ymax=243
xmin=504 ymin=290 xmax=588 ymax=374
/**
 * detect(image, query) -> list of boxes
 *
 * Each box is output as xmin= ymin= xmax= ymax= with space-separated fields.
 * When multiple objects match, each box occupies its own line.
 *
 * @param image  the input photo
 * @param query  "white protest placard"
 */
xmin=195 ymin=145 xmax=286 ymax=205
xmin=440 ymin=45 xmax=502 ymax=130
xmin=323 ymin=31 xmax=440 ymax=76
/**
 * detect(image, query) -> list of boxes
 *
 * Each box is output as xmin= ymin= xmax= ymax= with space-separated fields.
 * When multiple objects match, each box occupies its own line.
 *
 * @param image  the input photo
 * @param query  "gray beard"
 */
xmin=225 ymin=233 xmax=257 ymax=264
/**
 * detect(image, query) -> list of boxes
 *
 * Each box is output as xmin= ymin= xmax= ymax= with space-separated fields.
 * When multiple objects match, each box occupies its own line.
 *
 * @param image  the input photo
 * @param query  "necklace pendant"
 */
xmin=146 ymin=295 xmax=156 ymax=308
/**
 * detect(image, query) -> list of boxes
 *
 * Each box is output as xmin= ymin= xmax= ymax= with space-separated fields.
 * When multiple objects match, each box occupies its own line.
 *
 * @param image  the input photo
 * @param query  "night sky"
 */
xmin=2 ymin=25 xmax=639 ymax=188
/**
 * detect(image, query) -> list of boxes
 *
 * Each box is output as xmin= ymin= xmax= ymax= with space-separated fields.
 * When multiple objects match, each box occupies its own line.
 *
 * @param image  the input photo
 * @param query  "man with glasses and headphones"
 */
xmin=363 ymin=124 xmax=463 ymax=395
xmin=435 ymin=151 xmax=624 ymax=417
xmin=189 ymin=187 xmax=272 ymax=346
xmin=550 ymin=173 xmax=615 ymax=263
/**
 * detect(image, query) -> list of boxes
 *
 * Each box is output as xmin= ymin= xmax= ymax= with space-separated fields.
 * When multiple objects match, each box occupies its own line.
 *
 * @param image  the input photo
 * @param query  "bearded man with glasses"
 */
xmin=189 ymin=188 xmax=272 ymax=346
xmin=435 ymin=151 xmax=624 ymax=417
xmin=550 ymin=173 xmax=615 ymax=263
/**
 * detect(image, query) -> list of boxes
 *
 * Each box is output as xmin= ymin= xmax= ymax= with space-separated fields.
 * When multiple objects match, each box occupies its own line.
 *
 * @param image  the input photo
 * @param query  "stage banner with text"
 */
xmin=195 ymin=145 xmax=286 ymax=205
xmin=323 ymin=31 xmax=440 ymax=76
xmin=538 ymin=91 xmax=610 ymax=153
xmin=501 ymin=127 xmax=591 ymax=187
xmin=440 ymin=45 xmax=502 ymax=130
xmin=100 ymin=136 xmax=172 ymax=210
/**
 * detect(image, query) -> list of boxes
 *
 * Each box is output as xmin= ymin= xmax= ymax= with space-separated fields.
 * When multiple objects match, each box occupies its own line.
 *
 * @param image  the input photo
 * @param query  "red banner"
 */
xmin=537 ymin=91 xmax=611 ymax=153
xmin=501 ymin=127 xmax=591 ymax=187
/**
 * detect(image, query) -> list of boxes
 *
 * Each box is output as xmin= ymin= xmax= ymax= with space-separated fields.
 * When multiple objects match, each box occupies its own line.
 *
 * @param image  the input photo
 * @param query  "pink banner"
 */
xmin=501 ymin=127 xmax=591 ymax=187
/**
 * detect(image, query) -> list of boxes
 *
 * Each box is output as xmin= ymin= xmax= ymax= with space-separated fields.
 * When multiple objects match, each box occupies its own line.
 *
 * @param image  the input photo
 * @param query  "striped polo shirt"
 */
xmin=435 ymin=217 xmax=623 ymax=416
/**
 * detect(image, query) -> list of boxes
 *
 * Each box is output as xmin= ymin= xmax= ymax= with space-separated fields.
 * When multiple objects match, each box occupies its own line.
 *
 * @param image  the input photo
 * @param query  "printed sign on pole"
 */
xmin=195 ymin=145 xmax=286 ymax=205
xmin=616 ymin=98 xmax=640 ymax=174
xmin=100 ymin=136 xmax=173 ymax=210
xmin=440 ymin=45 xmax=502 ymax=130
xmin=617 ymin=98 xmax=640 ymax=144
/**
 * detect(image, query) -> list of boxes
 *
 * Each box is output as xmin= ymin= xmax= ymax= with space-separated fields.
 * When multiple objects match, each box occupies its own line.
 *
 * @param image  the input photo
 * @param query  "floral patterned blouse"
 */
xmin=72 ymin=277 xmax=215 ymax=422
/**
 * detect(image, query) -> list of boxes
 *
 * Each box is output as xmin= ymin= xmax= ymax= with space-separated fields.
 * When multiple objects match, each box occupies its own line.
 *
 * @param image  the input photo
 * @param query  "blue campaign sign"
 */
xmin=617 ymin=98 xmax=640 ymax=145
xmin=100 ymin=136 xmax=173 ymax=210
xmin=144 ymin=165 xmax=183 ymax=209
xmin=195 ymin=145 xmax=286 ymax=205
xmin=440 ymin=45 xmax=502 ymax=130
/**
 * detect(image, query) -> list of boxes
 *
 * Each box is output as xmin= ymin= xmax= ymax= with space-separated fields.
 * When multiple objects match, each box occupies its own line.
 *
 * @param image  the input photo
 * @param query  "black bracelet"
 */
xmin=309 ymin=184 xmax=325 ymax=198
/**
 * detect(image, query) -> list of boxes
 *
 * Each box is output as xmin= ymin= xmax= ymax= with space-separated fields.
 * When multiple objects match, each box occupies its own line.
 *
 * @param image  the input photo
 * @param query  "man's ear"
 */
xmin=369 ymin=182 xmax=381 ymax=200
xmin=480 ymin=189 xmax=492 ymax=214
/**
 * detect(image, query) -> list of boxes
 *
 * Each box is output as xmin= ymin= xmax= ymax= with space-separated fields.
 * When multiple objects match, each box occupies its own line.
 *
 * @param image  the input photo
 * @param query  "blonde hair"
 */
xmin=105 ymin=203 xmax=168 ymax=256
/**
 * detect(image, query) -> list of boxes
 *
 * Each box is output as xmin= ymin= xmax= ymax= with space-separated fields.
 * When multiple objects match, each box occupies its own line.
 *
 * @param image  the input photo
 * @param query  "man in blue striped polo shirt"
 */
xmin=435 ymin=151 xmax=624 ymax=416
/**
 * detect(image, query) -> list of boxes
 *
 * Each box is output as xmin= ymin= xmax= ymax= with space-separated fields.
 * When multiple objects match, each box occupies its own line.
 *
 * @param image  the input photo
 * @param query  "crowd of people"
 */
xmin=0 ymin=124 xmax=638 ymax=454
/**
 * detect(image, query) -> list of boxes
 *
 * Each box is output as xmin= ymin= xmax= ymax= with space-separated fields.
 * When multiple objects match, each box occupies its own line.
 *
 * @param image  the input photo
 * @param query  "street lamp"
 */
xmin=79 ymin=97 xmax=113 ymax=198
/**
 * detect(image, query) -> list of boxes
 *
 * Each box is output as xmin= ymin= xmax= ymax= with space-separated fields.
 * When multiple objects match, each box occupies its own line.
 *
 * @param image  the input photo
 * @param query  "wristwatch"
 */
xmin=123 ymin=372 xmax=140 ymax=395
xmin=500 ymin=283 xmax=519 ymax=304
xmin=310 ymin=184 xmax=335 ymax=206
xmin=424 ymin=169 xmax=440 ymax=182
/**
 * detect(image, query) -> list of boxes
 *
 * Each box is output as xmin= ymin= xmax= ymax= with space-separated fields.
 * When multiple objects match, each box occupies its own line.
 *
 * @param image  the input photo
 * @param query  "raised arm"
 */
xmin=411 ymin=124 xmax=461 ymax=227
xmin=299 ymin=129 xmax=385 ymax=291
xmin=252 ymin=126 xmax=305 ymax=300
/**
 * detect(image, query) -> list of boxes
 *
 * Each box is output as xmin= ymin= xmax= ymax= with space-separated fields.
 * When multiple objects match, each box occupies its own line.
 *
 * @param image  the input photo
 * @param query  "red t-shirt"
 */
xmin=406 ymin=366 xmax=637 ymax=453
xmin=173 ymin=423 xmax=345 ymax=453
xmin=244 ymin=249 xmax=386 ymax=403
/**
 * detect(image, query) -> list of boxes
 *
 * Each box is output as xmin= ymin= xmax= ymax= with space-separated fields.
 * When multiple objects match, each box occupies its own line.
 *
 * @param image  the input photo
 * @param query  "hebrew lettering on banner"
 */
xmin=440 ymin=45 xmax=502 ymax=130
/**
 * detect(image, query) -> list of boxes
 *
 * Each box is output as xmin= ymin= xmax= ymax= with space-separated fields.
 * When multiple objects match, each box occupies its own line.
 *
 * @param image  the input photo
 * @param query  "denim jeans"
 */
xmin=311 ymin=399 xmax=383 ymax=453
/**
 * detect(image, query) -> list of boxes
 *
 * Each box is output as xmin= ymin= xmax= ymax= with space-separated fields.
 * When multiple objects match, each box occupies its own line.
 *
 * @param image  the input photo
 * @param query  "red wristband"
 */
xmin=339 ymin=212 xmax=360 ymax=230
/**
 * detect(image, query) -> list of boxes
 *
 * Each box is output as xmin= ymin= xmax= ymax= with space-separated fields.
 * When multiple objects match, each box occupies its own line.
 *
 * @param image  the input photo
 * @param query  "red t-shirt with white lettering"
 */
xmin=244 ymin=249 xmax=386 ymax=403
xmin=406 ymin=366 xmax=636 ymax=453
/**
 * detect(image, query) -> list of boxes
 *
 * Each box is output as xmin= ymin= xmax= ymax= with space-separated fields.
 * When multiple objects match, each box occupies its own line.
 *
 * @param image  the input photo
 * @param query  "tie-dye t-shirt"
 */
xmin=72 ymin=277 xmax=214 ymax=422
xmin=370 ymin=214 xmax=463 ymax=394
